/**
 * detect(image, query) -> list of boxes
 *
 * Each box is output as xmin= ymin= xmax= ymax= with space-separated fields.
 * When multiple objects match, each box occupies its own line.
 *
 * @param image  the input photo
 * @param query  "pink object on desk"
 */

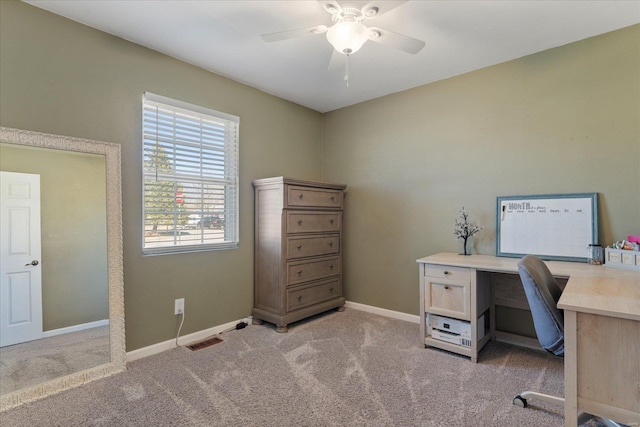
xmin=628 ymin=235 xmax=640 ymax=243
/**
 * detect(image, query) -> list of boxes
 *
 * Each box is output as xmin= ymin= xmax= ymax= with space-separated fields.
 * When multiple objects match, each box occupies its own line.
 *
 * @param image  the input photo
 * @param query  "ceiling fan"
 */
xmin=261 ymin=1 xmax=425 ymax=75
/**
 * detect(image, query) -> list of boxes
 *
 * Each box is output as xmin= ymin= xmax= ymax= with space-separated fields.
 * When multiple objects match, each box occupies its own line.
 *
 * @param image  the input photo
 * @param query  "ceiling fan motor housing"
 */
xmin=331 ymin=6 xmax=365 ymax=24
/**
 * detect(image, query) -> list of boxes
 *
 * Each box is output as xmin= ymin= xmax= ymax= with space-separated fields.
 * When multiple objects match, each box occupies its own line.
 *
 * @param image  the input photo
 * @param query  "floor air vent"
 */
xmin=186 ymin=336 xmax=223 ymax=351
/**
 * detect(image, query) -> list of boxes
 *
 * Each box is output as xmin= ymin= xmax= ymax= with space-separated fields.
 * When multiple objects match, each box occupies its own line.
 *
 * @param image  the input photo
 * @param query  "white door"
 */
xmin=0 ymin=171 xmax=43 ymax=347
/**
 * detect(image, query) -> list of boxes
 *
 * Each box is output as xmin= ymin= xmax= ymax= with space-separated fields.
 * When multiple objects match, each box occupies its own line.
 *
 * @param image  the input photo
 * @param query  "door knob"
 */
xmin=26 ymin=260 xmax=39 ymax=266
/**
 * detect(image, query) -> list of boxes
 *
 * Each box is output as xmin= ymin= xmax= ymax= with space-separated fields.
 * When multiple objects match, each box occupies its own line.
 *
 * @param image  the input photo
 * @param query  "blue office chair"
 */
xmin=512 ymin=255 xmax=624 ymax=427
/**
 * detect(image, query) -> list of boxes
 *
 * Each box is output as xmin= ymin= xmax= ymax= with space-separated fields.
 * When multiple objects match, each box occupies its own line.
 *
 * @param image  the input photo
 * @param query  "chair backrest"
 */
xmin=517 ymin=255 xmax=564 ymax=356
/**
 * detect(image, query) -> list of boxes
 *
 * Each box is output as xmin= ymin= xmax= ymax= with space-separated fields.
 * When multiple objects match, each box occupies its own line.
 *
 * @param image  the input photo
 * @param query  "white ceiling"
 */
xmin=26 ymin=0 xmax=640 ymax=113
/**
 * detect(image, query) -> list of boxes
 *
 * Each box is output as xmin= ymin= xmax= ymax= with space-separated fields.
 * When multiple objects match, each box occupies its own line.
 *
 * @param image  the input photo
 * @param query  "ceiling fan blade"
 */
xmin=328 ymin=49 xmax=346 ymax=71
xmin=361 ymin=1 xmax=408 ymax=18
xmin=367 ymin=26 xmax=425 ymax=54
xmin=261 ymin=25 xmax=328 ymax=43
xmin=317 ymin=0 xmax=343 ymax=15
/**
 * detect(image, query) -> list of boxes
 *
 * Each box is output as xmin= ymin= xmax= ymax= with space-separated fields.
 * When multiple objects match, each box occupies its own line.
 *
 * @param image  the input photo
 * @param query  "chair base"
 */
xmin=513 ymin=391 xmax=564 ymax=407
xmin=512 ymin=391 xmax=626 ymax=427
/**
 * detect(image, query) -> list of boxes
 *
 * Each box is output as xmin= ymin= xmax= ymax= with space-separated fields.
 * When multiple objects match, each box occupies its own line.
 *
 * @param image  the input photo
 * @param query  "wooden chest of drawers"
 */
xmin=253 ymin=177 xmax=346 ymax=332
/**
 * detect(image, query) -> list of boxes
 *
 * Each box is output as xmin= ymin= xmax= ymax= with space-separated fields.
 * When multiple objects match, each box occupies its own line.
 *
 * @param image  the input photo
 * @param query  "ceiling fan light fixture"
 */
xmin=326 ymin=20 xmax=369 ymax=55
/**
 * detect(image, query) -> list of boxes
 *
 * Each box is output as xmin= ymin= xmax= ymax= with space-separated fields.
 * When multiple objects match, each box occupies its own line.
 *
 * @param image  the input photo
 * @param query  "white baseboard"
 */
xmin=42 ymin=319 xmax=109 ymax=338
xmin=127 ymin=304 xmax=416 ymax=363
xmin=345 ymin=301 xmax=420 ymax=324
xmin=126 ymin=316 xmax=252 ymax=363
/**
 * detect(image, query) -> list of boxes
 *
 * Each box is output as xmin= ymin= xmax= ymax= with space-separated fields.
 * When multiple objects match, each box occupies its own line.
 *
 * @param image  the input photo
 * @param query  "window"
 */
xmin=142 ymin=93 xmax=239 ymax=255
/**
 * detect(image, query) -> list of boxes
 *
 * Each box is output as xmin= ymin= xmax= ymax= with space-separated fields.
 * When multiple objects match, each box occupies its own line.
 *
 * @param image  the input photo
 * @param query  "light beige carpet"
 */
xmin=0 ymin=309 xmax=602 ymax=426
xmin=0 ymin=325 xmax=110 ymax=395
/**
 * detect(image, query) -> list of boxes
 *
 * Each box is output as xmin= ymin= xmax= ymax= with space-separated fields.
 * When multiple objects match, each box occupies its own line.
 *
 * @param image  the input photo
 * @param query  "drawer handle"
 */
xmin=297 ymin=245 xmax=302 ymax=250
xmin=443 ymin=271 xmax=450 ymax=275
xmin=329 ymin=219 xmax=334 ymax=225
xmin=298 ymin=219 xmax=303 ymax=225
xmin=298 ymin=194 xmax=303 ymax=199
xmin=329 ymin=287 xmax=334 ymax=293
xmin=297 ymin=270 xmax=303 ymax=276
xmin=297 ymin=295 xmax=302 ymax=301
xmin=444 ymin=285 xmax=450 ymax=290
xmin=329 ymin=264 xmax=334 ymax=270
xmin=330 ymin=196 xmax=335 ymax=201
xmin=328 ymin=242 xmax=333 ymax=247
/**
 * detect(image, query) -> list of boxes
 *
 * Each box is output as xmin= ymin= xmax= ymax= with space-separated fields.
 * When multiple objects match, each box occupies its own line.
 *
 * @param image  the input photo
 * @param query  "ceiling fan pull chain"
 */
xmin=345 ymin=54 xmax=350 ymax=87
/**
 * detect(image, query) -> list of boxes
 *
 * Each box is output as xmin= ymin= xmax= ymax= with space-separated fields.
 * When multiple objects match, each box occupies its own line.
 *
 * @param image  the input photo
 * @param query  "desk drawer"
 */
xmin=426 ymin=278 xmax=470 ymax=321
xmin=424 ymin=264 xmax=471 ymax=282
xmin=287 ymin=278 xmax=341 ymax=311
xmin=286 ymin=211 xmax=341 ymax=234
xmin=286 ymin=235 xmax=340 ymax=260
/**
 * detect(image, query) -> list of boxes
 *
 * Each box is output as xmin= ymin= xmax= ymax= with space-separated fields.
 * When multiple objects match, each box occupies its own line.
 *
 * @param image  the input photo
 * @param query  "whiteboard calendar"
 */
xmin=496 ymin=193 xmax=598 ymax=262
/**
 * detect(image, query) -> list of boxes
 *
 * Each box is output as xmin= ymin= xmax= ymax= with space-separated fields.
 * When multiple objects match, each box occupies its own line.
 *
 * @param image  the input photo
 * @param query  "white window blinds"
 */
xmin=142 ymin=93 xmax=239 ymax=255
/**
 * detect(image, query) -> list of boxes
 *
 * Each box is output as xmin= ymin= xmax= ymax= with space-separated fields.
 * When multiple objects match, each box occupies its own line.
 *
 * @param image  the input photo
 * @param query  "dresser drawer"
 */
xmin=425 ymin=278 xmax=471 ymax=321
xmin=286 ymin=185 xmax=343 ymax=209
xmin=287 ymin=256 xmax=340 ymax=286
xmin=286 ymin=234 xmax=340 ymax=260
xmin=286 ymin=211 xmax=341 ymax=234
xmin=424 ymin=264 xmax=471 ymax=282
xmin=287 ymin=278 xmax=341 ymax=311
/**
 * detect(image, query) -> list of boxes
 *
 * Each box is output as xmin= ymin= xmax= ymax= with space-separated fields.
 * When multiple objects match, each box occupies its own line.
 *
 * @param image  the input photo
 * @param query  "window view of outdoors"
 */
xmin=142 ymin=94 xmax=238 ymax=254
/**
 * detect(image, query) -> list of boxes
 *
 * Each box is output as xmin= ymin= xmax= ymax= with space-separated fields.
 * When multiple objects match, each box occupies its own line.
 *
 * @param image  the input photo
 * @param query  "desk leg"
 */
xmin=489 ymin=279 xmax=496 ymax=340
xmin=564 ymin=310 xmax=578 ymax=427
xmin=419 ymin=265 xmax=426 ymax=347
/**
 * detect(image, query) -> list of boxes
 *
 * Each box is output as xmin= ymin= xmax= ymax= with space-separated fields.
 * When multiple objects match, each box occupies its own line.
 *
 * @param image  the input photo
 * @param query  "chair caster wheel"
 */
xmin=512 ymin=395 xmax=528 ymax=408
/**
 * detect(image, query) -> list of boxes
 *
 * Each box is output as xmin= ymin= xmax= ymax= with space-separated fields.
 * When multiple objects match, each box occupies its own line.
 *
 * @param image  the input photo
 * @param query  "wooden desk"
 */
xmin=417 ymin=252 xmax=640 ymax=426
xmin=559 ymin=275 xmax=640 ymax=426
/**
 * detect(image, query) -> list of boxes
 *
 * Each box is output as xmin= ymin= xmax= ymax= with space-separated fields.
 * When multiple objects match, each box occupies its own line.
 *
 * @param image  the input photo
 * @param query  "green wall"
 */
xmin=2 ymin=1 xmax=638 ymax=350
xmin=322 ymin=24 xmax=640 ymax=315
xmin=0 ymin=0 xmax=324 ymax=350
xmin=0 ymin=144 xmax=108 ymax=331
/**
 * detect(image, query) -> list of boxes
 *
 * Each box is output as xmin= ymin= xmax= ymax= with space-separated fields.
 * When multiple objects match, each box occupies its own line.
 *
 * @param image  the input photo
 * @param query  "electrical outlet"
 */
xmin=174 ymin=298 xmax=185 ymax=315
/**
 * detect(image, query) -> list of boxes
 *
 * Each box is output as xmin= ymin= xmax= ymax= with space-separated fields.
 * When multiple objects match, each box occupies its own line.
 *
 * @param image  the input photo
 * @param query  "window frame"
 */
xmin=142 ymin=92 xmax=239 ymax=256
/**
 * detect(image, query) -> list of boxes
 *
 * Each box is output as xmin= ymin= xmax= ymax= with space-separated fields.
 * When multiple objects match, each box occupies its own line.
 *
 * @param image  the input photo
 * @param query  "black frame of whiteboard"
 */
xmin=496 ymin=193 xmax=598 ymax=262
